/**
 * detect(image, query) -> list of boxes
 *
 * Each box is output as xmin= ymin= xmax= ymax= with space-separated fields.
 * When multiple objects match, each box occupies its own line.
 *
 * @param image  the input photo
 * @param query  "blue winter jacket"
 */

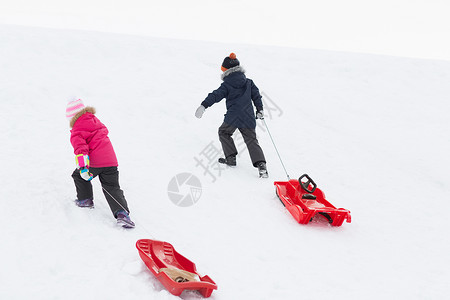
xmin=201 ymin=67 xmax=263 ymax=129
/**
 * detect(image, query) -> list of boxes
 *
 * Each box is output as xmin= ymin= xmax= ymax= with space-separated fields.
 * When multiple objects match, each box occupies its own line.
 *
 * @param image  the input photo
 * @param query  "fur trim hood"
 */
xmin=221 ymin=66 xmax=246 ymax=80
xmin=70 ymin=106 xmax=96 ymax=128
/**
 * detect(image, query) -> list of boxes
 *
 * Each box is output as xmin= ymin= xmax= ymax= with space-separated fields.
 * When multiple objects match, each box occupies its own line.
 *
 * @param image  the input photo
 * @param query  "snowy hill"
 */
xmin=1 ymin=24 xmax=449 ymax=299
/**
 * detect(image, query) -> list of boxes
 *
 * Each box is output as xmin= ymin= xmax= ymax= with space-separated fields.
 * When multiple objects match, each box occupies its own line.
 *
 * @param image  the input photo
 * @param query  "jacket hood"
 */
xmin=221 ymin=66 xmax=247 ymax=88
xmin=69 ymin=106 xmax=96 ymax=128
xmin=221 ymin=65 xmax=245 ymax=80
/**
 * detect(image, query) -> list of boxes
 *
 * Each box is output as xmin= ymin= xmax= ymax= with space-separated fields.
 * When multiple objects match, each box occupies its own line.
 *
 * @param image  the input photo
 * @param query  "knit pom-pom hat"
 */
xmin=221 ymin=53 xmax=240 ymax=72
xmin=66 ymin=98 xmax=85 ymax=120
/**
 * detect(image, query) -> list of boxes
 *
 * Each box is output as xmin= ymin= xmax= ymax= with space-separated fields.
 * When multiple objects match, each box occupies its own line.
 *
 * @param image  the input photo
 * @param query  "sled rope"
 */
xmin=262 ymin=118 xmax=290 ymax=180
xmin=101 ymin=186 xmax=154 ymax=236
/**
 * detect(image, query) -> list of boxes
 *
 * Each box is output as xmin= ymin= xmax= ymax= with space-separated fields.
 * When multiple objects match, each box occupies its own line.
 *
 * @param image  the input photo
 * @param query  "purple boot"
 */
xmin=75 ymin=198 xmax=94 ymax=208
xmin=116 ymin=210 xmax=135 ymax=228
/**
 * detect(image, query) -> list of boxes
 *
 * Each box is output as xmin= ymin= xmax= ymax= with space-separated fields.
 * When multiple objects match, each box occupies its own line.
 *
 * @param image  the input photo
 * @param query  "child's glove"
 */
xmin=256 ymin=109 xmax=264 ymax=120
xmin=80 ymin=167 xmax=93 ymax=181
xmin=75 ymin=154 xmax=90 ymax=169
xmin=195 ymin=105 xmax=206 ymax=119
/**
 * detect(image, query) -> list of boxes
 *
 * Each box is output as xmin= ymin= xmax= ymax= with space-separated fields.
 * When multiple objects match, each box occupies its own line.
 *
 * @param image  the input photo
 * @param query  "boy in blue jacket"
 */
xmin=195 ymin=53 xmax=268 ymax=178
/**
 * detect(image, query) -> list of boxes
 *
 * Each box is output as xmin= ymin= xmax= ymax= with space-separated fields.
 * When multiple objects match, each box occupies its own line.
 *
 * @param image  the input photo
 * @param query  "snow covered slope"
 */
xmin=1 ymin=24 xmax=449 ymax=299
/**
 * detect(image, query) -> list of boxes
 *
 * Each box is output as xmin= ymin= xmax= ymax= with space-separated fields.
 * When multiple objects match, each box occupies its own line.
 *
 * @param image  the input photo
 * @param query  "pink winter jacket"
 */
xmin=70 ymin=107 xmax=118 ymax=168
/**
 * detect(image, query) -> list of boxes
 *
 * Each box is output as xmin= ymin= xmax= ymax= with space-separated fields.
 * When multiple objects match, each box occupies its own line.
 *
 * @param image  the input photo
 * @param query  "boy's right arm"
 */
xmin=250 ymin=80 xmax=264 ymax=119
xmin=250 ymin=80 xmax=263 ymax=111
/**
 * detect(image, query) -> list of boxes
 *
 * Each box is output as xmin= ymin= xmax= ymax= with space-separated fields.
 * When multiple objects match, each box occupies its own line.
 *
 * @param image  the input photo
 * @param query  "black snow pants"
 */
xmin=218 ymin=122 xmax=266 ymax=167
xmin=72 ymin=166 xmax=129 ymax=217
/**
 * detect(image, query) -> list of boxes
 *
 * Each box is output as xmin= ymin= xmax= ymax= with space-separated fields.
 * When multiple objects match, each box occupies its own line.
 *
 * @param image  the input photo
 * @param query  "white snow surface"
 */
xmin=1 ymin=24 xmax=449 ymax=299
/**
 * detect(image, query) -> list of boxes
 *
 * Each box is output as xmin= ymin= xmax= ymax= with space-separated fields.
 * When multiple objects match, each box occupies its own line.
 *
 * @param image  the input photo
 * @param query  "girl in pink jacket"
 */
xmin=67 ymin=99 xmax=134 ymax=228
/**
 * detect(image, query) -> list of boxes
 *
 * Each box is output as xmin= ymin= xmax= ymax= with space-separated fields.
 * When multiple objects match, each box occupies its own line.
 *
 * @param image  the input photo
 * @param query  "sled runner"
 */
xmin=136 ymin=239 xmax=217 ymax=297
xmin=274 ymin=174 xmax=351 ymax=226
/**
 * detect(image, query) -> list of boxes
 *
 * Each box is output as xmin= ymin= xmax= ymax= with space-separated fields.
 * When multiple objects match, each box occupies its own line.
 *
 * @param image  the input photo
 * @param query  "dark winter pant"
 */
xmin=218 ymin=122 xmax=266 ymax=167
xmin=72 ymin=166 xmax=129 ymax=217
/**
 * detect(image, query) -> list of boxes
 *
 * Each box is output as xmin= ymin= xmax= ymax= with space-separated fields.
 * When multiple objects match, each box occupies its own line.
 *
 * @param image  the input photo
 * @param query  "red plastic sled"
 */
xmin=274 ymin=174 xmax=351 ymax=226
xmin=136 ymin=239 xmax=217 ymax=298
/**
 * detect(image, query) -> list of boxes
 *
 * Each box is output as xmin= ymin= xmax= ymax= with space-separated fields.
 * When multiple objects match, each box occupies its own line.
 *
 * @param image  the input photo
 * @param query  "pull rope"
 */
xmin=262 ymin=118 xmax=290 ymax=180
xmin=101 ymin=186 xmax=154 ymax=237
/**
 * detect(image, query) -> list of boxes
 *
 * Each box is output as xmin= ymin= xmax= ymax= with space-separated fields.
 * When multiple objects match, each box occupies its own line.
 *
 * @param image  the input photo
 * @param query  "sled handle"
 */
xmin=299 ymin=174 xmax=317 ymax=193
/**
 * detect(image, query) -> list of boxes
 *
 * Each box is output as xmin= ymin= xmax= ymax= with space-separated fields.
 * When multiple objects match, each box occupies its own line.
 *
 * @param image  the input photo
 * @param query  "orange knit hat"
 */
xmin=221 ymin=53 xmax=239 ymax=72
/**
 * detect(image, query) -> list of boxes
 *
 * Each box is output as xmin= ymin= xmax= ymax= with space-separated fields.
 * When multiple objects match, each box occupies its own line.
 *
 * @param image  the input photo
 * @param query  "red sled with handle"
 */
xmin=274 ymin=174 xmax=351 ymax=226
xmin=136 ymin=239 xmax=217 ymax=297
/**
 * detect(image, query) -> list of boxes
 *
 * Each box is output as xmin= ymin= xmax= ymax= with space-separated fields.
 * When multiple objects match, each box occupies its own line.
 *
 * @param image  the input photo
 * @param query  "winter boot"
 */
xmin=257 ymin=162 xmax=268 ymax=178
xmin=116 ymin=210 xmax=135 ymax=228
xmin=218 ymin=155 xmax=236 ymax=166
xmin=75 ymin=198 xmax=94 ymax=208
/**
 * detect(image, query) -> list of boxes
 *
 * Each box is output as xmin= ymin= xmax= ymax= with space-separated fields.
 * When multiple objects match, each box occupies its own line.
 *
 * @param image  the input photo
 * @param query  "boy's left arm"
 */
xmin=195 ymin=83 xmax=228 ymax=119
xmin=201 ymin=83 xmax=229 ymax=109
